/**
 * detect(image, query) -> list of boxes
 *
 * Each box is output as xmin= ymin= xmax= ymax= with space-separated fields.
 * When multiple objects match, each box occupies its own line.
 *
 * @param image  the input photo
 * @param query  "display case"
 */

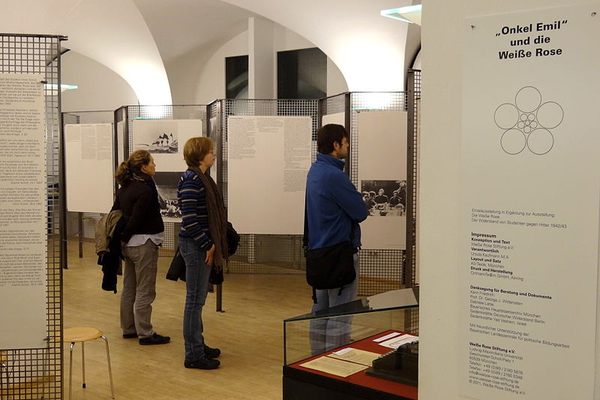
xmin=283 ymin=287 xmax=419 ymax=400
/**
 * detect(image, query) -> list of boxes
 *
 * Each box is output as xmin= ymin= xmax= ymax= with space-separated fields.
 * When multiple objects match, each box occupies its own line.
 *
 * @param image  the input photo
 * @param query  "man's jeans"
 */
xmin=179 ymin=236 xmax=211 ymax=362
xmin=309 ymin=253 xmax=359 ymax=354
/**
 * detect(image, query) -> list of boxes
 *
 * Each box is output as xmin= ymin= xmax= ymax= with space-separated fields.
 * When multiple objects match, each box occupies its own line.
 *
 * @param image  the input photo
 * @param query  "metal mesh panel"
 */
xmin=405 ymin=70 xmax=421 ymax=333
xmin=406 ymin=70 xmax=421 ymax=288
xmin=125 ymin=105 xmax=207 ymax=251
xmin=349 ymin=92 xmax=408 ymax=297
xmin=220 ymin=99 xmax=319 ymax=273
xmin=0 ymin=33 xmax=64 ymax=399
xmin=319 ymin=92 xmax=348 ymax=124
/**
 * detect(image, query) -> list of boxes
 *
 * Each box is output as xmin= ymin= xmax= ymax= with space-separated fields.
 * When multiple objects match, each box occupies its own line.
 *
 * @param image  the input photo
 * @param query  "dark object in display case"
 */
xmin=366 ymin=342 xmax=418 ymax=386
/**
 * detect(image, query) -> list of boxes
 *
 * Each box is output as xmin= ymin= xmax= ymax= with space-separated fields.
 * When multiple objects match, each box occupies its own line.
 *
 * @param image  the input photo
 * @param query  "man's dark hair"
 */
xmin=317 ymin=124 xmax=349 ymax=154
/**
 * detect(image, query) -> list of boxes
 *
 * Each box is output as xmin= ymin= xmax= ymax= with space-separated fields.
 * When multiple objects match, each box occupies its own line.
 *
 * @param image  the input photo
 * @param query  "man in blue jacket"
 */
xmin=305 ymin=123 xmax=368 ymax=353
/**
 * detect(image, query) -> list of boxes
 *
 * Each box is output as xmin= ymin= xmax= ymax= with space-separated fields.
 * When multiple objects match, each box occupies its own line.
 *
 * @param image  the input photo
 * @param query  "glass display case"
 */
xmin=283 ymin=287 xmax=419 ymax=400
xmin=284 ymin=287 xmax=419 ymax=365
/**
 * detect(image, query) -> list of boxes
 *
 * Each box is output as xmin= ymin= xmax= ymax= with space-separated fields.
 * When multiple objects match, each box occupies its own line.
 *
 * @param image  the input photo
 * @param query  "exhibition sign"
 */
xmin=65 ymin=123 xmax=114 ymax=213
xmin=461 ymin=5 xmax=600 ymax=399
xmin=0 ymin=73 xmax=47 ymax=349
xmin=228 ymin=116 xmax=312 ymax=234
xmin=358 ymin=111 xmax=407 ymax=250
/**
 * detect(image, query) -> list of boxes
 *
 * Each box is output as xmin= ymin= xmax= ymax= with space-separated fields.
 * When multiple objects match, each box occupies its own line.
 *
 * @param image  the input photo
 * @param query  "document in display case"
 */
xmin=283 ymin=288 xmax=419 ymax=400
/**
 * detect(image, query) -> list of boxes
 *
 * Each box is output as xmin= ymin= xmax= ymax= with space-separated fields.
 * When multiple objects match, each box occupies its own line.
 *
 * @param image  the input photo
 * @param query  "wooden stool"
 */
xmin=63 ymin=327 xmax=115 ymax=399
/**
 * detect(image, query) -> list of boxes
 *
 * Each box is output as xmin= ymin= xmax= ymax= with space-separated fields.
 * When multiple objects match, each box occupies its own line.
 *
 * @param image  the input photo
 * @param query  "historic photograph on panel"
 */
xmin=361 ymin=179 xmax=406 ymax=217
xmin=133 ymin=120 xmax=178 ymax=154
xmin=154 ymin=171 xmax=181 ymax=220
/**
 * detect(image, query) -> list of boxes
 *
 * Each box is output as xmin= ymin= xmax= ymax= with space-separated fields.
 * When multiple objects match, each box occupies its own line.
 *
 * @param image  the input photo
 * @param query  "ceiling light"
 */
xmin=44 ymin=83 xmax=78 ymax=92
xmin=381 ymin=5 xmax=422 ymax=25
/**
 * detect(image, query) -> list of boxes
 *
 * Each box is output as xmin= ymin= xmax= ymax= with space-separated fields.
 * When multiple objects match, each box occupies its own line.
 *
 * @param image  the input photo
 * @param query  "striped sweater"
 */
xmin=177 ymin=169 xmax=213 ymax=250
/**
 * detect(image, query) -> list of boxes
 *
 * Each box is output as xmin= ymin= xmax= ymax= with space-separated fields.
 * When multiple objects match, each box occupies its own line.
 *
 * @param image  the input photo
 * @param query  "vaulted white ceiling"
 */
xmin=1 ymin=0 xmax=414 ymax=104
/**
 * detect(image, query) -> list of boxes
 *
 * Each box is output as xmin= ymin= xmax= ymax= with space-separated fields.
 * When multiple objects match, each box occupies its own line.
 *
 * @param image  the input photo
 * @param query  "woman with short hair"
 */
xmin=178 ymin=137 xmax=228 ymax=370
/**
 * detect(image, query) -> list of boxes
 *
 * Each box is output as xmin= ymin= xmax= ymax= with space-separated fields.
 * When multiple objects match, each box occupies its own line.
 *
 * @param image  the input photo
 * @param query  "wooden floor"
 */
xmin=63 ymin=241 xmax=312 ymax=400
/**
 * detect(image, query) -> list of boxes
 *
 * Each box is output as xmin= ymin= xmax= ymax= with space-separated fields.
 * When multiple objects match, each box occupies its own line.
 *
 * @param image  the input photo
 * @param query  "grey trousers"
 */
xmin=120 ymin=240 xmax=158 ymax=338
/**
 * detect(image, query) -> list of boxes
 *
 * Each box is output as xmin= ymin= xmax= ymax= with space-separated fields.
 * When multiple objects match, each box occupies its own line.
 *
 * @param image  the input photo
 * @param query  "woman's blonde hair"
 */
xmin=115 ymin=149 xmax=152 ymax=185
xmin=183 ymin=137 xmax=214 ymax=168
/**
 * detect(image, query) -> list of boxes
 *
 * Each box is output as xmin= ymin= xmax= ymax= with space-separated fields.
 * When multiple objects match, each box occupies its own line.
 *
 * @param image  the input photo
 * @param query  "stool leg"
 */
xmin=101 ymin=336 xmax=115 ymax=399
xmin=69 ymin=343 xmax=75 ymax=400
xmin=81 ymin=341 xmax=86 ymax=389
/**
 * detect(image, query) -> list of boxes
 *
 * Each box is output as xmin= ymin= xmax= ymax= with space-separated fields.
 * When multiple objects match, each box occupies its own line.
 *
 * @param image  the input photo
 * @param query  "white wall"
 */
xmin=419 ymin=1 xmax=597 ymax=399
xmin=273 ymin=23 xmax=348 ymax=96
xmin=221 ymin=0 xmax=410 ymax=91
xmin=166 ymin=19 xmax=348 ymax=104
xmin=62 ymin=51 xmax=139 ymax=111
xmin=166 ymin=31 xmax=248 ymax=104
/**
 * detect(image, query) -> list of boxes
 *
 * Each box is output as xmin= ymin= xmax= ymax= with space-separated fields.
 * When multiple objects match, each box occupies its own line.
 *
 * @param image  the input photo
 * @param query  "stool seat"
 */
xmin=63 ymin=326 xmax=115 ymax=399
xmin=64 ymin=327 xmax=103 ymax=343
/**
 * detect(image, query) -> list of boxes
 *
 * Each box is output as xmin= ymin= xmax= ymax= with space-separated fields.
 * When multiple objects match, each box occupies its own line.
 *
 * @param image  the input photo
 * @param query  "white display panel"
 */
xmin=65 ymin=123 xmax=114 ymax=213
xmin=132 ymin=119 xmax=203 ymax=172
xmin=357 ymin=111 xmax=407 ymax=250
xmin=0 ymin=73 xmax=47 ymax=349
xmin=133 ymin=119 xmax=204 ymax=222
xmin=461 ymin=5 xmax=599 ymax=399
xmin=228 ymin=116 xmax=312 ymax=234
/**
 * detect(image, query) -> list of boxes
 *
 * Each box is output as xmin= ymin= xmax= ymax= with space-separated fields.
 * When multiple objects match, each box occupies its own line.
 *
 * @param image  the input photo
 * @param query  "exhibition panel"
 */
xmin=61 ymin=110 xmax=116 ymax=262
xmin=0 ymin=33 xmax=65 ymax=400
xmin=117 ymin=104 xmax=208 ymax=251
xmin=214 ymin=98 xmax=319 ymax=274
xmin=460 ymin=6 xmax=599 ymax=399
xmin=349 ymin=91 xmax=414 ymax=297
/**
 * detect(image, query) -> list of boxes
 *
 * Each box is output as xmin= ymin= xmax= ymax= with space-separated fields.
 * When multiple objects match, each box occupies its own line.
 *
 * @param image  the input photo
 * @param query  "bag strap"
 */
xmin=303 ymin=193 xmax=309 ymax=253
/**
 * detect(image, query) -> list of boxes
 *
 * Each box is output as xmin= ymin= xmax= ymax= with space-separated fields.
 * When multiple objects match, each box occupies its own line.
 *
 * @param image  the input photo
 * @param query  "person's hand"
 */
xmin=205 ymin=244 xmax=215 ymax=266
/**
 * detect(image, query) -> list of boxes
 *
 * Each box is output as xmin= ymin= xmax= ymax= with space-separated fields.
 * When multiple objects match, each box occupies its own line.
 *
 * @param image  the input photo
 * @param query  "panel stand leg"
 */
xmin=68 ymin=343 xmax=74 ymax=400
xmin=78 ymin=212 xmax=84 ymax=258
xmin=81 ymin=342 xmax=86 ymax=389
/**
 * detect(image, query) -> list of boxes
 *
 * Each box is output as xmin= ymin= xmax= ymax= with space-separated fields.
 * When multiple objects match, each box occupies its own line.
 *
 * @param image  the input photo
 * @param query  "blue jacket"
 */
xmin=306 ymin=153 xmax=368 ymax=250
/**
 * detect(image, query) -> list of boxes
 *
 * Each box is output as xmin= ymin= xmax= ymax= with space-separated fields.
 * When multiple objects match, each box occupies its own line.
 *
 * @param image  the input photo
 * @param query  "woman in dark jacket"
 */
xmin=178 ymin=137 xmax=228 ymax=369
xmin=112 ymin=150 xmax=169 ymax=345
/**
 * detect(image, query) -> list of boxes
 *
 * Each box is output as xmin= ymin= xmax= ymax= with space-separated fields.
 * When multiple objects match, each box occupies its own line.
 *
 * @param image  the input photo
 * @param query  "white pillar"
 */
xmin=248 ymin=16 xmax=274 ymax=99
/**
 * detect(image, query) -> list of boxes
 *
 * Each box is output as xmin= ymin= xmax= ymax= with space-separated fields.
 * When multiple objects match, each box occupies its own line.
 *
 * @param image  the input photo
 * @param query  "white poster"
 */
xmin=65 ymin=123 xmax=114 ymax=213
xmin=322 ymin=112 xmax=345 ymax=127
xmin=132 ymin=119 xmax=203 ymax=172
xmin=461 ymin=5 xmax=599 ymax=400
xmin=0 ymin=73 xmax=47 ymax=349
xmin=357 ymin=111 xmax=407 ymax=250
xmin=228 ymin=116 xmax=312 ymax=234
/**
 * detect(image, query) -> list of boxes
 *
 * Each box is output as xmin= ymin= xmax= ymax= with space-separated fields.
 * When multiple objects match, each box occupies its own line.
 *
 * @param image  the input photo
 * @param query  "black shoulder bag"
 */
xmin=303 ymin=202 xmax=356 ymax=291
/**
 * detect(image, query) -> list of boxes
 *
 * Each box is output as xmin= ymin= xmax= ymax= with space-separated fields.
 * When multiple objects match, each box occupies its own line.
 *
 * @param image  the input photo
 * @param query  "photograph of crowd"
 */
xmin=154 ymin=172 xmax=181 ymax=219
xmin=361 ymin=179 xmax=406 ymax=217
